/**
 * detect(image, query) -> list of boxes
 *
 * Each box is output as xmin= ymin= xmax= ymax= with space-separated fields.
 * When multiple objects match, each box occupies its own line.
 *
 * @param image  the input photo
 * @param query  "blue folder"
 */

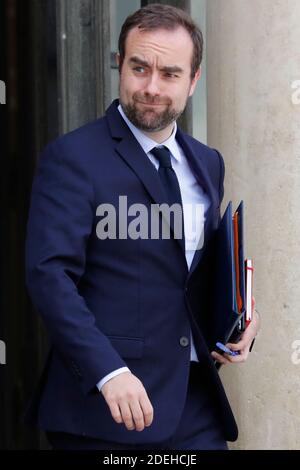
xmin=210 ymin=201 xmax=246 ymax=349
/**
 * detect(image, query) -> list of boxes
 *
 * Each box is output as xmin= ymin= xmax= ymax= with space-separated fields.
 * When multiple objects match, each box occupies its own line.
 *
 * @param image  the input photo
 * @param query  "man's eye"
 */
xmin=165 ymin=73 xmax=178 ymax=78
xmin=134 ymin=67 xmax=145 ymax=73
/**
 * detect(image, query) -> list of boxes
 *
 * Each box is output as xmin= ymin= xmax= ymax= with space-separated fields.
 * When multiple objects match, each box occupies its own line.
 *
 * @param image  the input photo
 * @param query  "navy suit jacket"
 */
xmin=25 ymin=99 xmax=238 ymax=443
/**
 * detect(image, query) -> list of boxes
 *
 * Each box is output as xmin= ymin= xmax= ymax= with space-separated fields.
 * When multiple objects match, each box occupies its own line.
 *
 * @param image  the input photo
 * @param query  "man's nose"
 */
xmin=143 ymin=73 xmax=161 ymax=96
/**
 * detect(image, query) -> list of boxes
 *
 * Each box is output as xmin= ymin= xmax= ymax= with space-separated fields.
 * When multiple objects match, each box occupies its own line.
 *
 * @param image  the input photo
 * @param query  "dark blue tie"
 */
xmin=151 ymin=146 xmax=185 ymax=248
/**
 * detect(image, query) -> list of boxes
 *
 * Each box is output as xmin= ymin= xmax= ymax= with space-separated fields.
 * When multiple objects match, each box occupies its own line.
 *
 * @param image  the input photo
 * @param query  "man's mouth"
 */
xmin=136 ymin=101 xmax=165 ymax=107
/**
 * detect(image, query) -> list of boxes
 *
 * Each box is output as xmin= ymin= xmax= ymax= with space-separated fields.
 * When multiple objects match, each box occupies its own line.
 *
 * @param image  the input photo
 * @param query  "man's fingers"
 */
xmin=227 ymin=340 xmax=246 ymax=351
xmin=225 ymin=350 xmax=249 ymax=363
xmin=119 ymin=401 xmax=135 ymax=431
xmin=139 ymin=394 xmax=154 ymax=427
xmin=109 ymin=401 xmax=123 ymax=425
xmin=211 ymin=351 xmax=231 ymax=364
xmin=212 ymin=349 xmax=250 ymax=364
xmin=101 ymin=372 xmax=154 ymax=432
xmin=129 ymin=399 xmax=145 ymax=432
xmin=108 ymin=394 xmax=153 ymax=432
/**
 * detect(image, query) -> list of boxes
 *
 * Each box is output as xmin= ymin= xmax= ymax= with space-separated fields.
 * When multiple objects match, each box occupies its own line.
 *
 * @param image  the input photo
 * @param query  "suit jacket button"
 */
xmin=180 ymin=336 xmax=189 ymax=347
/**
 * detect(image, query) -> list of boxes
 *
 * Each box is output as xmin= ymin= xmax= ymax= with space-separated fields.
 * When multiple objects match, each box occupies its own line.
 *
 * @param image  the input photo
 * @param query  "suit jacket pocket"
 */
xmin=107 ymin=336 xmax=144 ymax=359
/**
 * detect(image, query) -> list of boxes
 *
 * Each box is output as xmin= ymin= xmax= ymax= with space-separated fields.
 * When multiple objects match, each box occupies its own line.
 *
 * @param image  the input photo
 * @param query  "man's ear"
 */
xmin=189 ymin=67 xmax=201 ymax=97
xmin=116 ymin=53 xmax=122 ymax=73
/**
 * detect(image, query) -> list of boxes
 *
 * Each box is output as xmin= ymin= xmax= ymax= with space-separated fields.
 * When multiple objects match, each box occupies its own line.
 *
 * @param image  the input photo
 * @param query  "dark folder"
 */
xmin=210 ymin=201 xmax=246 ymax=349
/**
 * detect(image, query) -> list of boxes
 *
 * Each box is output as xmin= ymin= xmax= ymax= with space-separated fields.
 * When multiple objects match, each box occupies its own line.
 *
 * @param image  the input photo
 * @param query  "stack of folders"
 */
xmin=210 ymin=201 xmax=254 ymax=350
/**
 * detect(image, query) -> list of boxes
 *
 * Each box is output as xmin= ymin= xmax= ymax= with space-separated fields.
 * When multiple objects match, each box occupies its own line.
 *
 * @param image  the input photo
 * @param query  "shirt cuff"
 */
xmin=96 ymin=367 xmax=130 ymax=392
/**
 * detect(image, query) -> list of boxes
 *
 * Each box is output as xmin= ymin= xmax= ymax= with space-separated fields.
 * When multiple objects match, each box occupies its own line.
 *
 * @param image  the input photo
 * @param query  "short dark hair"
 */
xmin=118 ymin=3 xmax=203 ymax=79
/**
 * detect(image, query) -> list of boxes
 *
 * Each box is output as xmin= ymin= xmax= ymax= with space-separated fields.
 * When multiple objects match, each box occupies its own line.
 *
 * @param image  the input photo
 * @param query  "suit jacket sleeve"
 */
xmin=25 ymin=140 xmax=128 ymax=395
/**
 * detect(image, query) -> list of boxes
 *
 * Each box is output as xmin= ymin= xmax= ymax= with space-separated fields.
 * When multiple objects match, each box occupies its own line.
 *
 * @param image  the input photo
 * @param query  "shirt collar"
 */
xmin=118 ymin=104 xmax=182 ymax=163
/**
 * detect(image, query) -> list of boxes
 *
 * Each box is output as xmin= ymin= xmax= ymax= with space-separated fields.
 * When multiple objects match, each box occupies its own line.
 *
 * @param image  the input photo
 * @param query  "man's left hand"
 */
xmin=211 ymin=297 xmax=260 ymax=365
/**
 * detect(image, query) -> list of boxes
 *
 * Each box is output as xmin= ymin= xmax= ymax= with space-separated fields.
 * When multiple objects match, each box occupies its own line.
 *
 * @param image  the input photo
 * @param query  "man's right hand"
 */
xmin=100 ymin=371 xmax=154 ymax=432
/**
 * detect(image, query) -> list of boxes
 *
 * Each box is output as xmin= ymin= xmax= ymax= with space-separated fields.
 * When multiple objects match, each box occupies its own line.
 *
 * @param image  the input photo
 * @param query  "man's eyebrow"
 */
xmin=129 ymin=56 xmax=150 ymax=68
xmin=160 ymin=65 xmax=183 ymax=74
xmin=129 ymin=56 xmax=183 ymax=74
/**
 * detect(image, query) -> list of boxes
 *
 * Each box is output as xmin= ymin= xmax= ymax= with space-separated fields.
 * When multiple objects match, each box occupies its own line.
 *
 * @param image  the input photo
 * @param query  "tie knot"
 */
xmin=151 ymin=146 xmax=172 ymax=169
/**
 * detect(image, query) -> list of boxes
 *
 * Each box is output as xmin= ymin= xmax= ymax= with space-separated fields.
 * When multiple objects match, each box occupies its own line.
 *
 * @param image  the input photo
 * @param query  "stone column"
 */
xmin=206 ymin=0 xmax=300 ymax=449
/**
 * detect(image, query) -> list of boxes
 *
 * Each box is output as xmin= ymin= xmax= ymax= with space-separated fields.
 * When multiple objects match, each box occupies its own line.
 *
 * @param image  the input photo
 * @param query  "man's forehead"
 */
xmin=125 ymin=26 xmax=193 ymax=65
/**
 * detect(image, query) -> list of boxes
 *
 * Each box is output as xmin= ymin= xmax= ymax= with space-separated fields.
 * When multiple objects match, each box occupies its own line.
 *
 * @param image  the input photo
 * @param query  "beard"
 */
xmin=119 ymin=91 xmax=187 ymax=132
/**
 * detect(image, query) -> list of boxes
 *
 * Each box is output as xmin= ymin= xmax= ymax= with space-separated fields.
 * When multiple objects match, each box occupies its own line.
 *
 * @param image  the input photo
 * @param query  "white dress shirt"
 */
xmin=96 ymin=105 xmax=211 ymax=392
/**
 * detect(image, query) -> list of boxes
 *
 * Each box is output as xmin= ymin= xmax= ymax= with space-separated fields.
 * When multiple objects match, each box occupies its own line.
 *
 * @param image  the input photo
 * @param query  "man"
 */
xmin=25 ymin=4 xmax=260 ymax=450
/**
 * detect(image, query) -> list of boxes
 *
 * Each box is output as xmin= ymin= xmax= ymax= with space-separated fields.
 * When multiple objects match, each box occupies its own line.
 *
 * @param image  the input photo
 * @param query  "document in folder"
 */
xmin=245 ymin=259 xmax=254 ymax=324
xmin=209 ymin=201 xmax=246 ymax=348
